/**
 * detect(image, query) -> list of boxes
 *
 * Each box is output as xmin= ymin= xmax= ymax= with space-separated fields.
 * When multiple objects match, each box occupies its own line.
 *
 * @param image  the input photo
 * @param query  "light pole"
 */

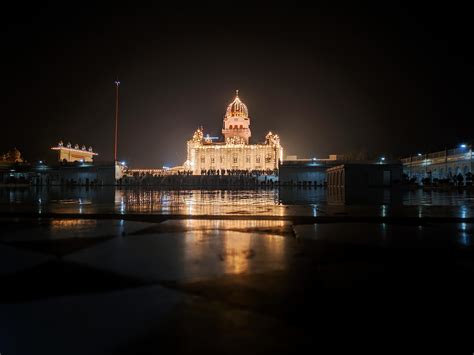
xmin=114 ymin=79 xmax=120 ymax=163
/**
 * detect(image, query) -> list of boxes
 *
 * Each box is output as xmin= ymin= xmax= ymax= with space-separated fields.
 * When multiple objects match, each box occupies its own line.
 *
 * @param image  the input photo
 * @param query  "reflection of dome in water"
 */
xmin=225 ymin=90 xmax=248 ymax=118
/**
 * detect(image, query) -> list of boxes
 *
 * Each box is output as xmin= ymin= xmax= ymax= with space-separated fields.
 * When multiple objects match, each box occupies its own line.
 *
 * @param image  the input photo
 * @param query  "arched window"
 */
xmin=229 ymin=125 xmax=233 ymax=129
xmin=240 ymin=125 xmax=243 ymax=129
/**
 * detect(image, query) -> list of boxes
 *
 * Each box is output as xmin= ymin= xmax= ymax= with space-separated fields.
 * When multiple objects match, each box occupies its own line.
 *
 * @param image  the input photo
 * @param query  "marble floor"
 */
xmin=1 ymin=217 xmax=473 ymax=354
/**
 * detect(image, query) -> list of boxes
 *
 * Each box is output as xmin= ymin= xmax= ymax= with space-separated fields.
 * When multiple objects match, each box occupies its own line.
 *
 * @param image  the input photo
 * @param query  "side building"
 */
xmin=1 ymin=142 xmax=124 ymax=185
xmin=51 ymin=141 xmax=98 ymax=162
xmin=278 ymin=156 xmax=342 ymax=186
xmin=401 ymin=145 xmax=472 ymax=183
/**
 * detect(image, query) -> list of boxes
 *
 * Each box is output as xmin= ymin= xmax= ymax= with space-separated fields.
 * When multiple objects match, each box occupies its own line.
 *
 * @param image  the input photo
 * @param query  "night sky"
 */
xmin=2 ymin=3 xmax=473 ymax=167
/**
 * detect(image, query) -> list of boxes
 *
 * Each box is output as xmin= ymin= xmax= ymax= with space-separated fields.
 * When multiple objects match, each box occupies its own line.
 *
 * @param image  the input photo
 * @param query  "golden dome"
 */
xmin=225 ymin=90 xmax=248 ymax=118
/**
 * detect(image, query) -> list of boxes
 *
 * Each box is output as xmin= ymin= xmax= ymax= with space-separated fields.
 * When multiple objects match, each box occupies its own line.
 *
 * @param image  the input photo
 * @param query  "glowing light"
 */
xmin=185 ymin=92 xmax=283 ymax=174
xmin=225 ymin=90 xmax=249 ymax=118
xmin=460 ymin=144 xmax=467 ymax=149
xmin=417 ymin=153 xmax=422 ymax=156
xmin=205 ymin=134 xmax=219 ymax=141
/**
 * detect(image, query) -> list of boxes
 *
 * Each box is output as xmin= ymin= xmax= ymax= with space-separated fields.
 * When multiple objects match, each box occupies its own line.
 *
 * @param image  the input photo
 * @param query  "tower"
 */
xmin=222 ymin=90 xmax=251 ymax=144
xmin=114 ymin=79 xmax=120 ymax=162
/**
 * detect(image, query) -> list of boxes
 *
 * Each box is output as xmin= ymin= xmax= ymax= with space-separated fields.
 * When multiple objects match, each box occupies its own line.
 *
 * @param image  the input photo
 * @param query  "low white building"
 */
xmin=51 ymin=141 xmax=98 ymax=162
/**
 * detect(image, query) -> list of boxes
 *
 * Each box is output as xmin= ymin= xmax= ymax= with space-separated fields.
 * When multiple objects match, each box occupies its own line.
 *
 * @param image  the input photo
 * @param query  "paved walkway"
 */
xmin=1 ymin=217 xmax=473 ymax=354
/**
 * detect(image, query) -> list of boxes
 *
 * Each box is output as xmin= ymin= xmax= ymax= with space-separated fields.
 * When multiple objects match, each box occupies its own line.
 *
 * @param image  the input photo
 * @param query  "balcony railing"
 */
xmin=401 ymin=147 xmax=472 ymax=165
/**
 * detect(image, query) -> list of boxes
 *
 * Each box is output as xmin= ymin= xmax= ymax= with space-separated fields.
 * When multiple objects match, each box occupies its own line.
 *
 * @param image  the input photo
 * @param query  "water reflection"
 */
xmin=325 ymin=187 xmax=402 ymax=206
xmin=458 ymin=222 xmax=472 ymax=247
xmin=0 ymin=186 xmax=473 ymax=218
xmin=114 ymin=189 xmax=286 ymax=216
xmin=181 ymin=221 xmax=288 ymax=276
xmin=297 ymin=222 xmax=473 ymax=248
xmin=50 ymin=219 xmax=98 ymax=231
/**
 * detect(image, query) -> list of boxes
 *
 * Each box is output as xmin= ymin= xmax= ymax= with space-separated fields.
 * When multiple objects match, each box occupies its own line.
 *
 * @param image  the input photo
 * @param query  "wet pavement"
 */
xmin=1 ymin=216 xmax=474 ymax=354
xmin=2 ymin=186 xmax=474 ymax=218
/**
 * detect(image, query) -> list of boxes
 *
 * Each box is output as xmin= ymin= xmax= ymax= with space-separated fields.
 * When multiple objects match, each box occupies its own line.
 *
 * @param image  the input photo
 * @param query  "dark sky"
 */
xmin=2 ymin=3 xmax=473 ymax=167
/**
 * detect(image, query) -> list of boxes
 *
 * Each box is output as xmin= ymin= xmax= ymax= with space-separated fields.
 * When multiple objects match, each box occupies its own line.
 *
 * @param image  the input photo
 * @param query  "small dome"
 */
xmin=9 ymin=147 xmax=21 ymax=159
xmin=225 ymin=90 xmax=248 ymax=118
xmin=7 ymin=147 xmax=22 ymax=162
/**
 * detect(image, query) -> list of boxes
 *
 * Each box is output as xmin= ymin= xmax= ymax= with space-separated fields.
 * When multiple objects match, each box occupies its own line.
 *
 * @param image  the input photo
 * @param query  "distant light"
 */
xmin=460 ymin=144 xmax=467 ymax=149
xmin=312 ymin=157 xmax=317 ymax=161
xmin=417 ymin=153 xmax=422 ymax=156
xmin=39 ymin=160 xmax=43 ymax=164
xmin=80 ymin=159 xmax=84 ymax=163
xmin=163 ymin=166 xmax=170 ymax=170
xmin=120 ymin=161 xmax=126 ymax=166
xmin=380 ymin=157 xmax=385 ymax=161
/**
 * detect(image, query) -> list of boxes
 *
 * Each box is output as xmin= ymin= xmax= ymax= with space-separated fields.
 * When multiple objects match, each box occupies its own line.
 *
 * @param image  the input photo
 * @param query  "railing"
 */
xmin=222 ymin=128 xmax=249 ymax=132
xmin=402 ymin=147 xmax=472 ymax=165
xmin=428 ymin=151 xmax=445 ymax=159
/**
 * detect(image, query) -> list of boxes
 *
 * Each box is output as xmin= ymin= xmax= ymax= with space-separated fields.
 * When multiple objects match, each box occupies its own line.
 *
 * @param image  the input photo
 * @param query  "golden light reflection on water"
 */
xmin=115 ymin=189 xmax=286 ymax=216
xmin=179 ymin=219 xmax=289 ymax=231
xmin=50 ymin=219 xmax=98 ymax=231
xmin=2 ymin=187 xmax=474 ymax=218
xmin=181 ymin=220 xmax=288 ymax=276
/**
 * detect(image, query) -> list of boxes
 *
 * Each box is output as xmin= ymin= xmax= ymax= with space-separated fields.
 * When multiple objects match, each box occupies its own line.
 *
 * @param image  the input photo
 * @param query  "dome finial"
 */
xmin=225 ymin=90 xmax=248 ymax=118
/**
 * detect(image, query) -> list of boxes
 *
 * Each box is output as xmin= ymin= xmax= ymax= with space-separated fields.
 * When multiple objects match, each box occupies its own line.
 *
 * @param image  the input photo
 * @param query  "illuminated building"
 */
xmin=51 ymin=141 xmax=98 ymax=163
xmin=0 ymin=147 xmax=23 ymax=163
xmin=401 ymin=145 xmax=472 ymax=182
xmin=185 ymin=91 xmax=283 ymax=175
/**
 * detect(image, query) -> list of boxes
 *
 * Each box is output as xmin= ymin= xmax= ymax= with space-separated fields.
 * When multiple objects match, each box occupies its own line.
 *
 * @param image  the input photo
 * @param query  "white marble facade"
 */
xmin=185 ymin=91 xmax=283 ymax=174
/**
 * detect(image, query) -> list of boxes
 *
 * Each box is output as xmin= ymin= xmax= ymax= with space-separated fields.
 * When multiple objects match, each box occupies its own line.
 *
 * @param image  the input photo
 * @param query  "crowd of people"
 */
xmin=408 ymin=172 xmax=473 ymax=187
xmin=119 ymin=169 xmax=278 ymax=186
xmin=198 ymin=169 xmax=277 ymax=176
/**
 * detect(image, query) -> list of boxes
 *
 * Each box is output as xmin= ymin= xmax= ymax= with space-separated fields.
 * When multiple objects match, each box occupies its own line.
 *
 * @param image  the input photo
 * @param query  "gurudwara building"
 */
xmin=184 ymin=91 xmax=283 ymax=175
